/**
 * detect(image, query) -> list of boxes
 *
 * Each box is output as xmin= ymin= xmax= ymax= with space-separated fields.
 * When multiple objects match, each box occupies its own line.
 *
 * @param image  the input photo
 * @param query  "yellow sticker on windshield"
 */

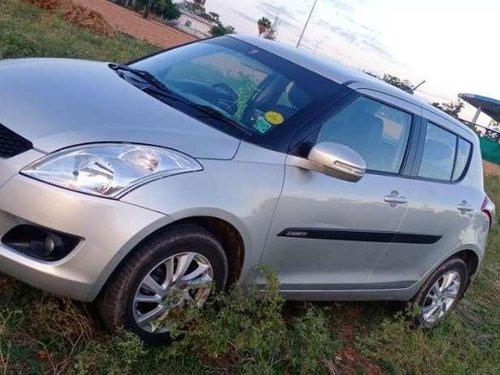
xmin=265 ymin=111 xmax=284 ymax=125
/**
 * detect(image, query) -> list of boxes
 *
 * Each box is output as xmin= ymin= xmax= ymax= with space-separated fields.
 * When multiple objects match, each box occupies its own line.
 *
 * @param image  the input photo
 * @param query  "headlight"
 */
xmin=21 ymin=144 xmax=202 ymax=198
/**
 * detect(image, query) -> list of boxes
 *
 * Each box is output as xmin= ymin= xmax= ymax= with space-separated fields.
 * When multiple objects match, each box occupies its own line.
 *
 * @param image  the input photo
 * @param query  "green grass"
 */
xmin=1 ymin=1 xmax=500 ymax=373
xmin=0 ymin=0 xmax=158 ymax=62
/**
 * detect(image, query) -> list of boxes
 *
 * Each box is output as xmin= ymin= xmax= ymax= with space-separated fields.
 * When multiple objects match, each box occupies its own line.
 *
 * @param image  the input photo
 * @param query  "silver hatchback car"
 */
xmin=0 ymin=35 xmax=495 ymax=343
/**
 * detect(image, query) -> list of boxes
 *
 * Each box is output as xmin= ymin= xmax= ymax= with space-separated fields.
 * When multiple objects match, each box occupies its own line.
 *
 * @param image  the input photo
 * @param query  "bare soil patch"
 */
xmin=328 ymin=304 xmax=384 ymax=374
xmin=71 ymin=0 xmax=195 ymax=47
xmin=25 ymin=0 xmax=195 ymax=44
xmin=484 ymin=160 xmax=500 ymax=176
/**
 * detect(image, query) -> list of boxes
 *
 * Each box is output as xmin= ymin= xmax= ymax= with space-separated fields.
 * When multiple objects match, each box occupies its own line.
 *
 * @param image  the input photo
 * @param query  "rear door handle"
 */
xmin=384 ymin=191 xmax=408 ymax=205
xmin=457 ymin=200 xmax=474 ymax=213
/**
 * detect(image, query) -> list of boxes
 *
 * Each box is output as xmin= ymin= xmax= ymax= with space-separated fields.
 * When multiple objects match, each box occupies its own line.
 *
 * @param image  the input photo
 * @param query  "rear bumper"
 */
xmin=0 ymin=175 xmax=170 ymax=301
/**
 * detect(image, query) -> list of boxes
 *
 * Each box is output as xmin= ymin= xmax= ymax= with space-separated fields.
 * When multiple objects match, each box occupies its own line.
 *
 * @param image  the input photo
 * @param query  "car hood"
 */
xmin=0 ymin=58 xmax=240 ymax=159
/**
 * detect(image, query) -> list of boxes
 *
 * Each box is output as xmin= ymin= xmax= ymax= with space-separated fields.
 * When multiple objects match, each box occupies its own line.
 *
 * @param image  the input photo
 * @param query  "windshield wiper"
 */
xmin=110 ymin=64 xmax=187 ymax=106
xmin=111 ymin=63 xmax=252 ymax=135
xmin=109 ymin=63 xmax=170 ymax=94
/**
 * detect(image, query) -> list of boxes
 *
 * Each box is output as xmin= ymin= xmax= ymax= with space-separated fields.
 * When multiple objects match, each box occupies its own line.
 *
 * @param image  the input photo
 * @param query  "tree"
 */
xmin=158 ymin=0 xmax=181 ymax=20
xmin=179 ymin=0 xmax=206 ymax=16
xmin=432 ymin=100 xmax=464 ymax=119
xmin=136 ymin=0 xmax=180 ymax=20
xmin=363 ymin=71 xmax=415 ymax=94
xmin=143 ymin=0 xmax=153 ymax=19
xmin=115 ymin=0 xmax=138 ymax=8
xmin=210 ymin=23 xmax=235 ymax=36
xmin=177 ymin=1 xmax=235 ymax=36
xmin=257 ymin=17 xmax=272 ymax=36
xmin=207 ymin=11 xmax=220 ymax=23
xmin=264 ymin=16 xmax=279 ymax=41
xmin=363 ymin=70 xmax=379 ymax=79
xmin=263 ymin=26 xmax=277 ymax=40
xmin=382 ymin=74 xmax=414 ymax=94
xmin=180 ymin=1 xmax=218 ymax=22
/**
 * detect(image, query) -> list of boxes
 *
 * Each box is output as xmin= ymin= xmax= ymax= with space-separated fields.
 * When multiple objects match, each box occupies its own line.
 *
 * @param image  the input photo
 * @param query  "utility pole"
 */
xmin=296 ymin=0 xmax=319 ymax=48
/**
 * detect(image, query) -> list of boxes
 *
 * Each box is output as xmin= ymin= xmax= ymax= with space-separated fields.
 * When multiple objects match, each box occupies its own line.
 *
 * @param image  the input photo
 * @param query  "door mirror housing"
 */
xmin=291 ymin=142 xmax=366 ymax=182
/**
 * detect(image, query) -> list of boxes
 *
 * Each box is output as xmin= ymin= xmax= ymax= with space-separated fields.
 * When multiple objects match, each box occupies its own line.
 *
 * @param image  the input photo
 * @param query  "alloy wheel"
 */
xmin=132 ymin=252 xmax=214 ymax=333
xmin=422 ymin=270 xmax=461 ymax=325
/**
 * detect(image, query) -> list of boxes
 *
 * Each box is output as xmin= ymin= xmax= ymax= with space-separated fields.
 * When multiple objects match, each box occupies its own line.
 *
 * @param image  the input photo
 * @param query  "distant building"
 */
xmin=174 ymin=10 xmax=214 ymax=38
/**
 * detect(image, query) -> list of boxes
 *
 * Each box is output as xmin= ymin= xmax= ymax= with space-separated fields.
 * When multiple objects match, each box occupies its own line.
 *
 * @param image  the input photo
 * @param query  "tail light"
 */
xmin=481 ymin=195 xmax=496 ymax=230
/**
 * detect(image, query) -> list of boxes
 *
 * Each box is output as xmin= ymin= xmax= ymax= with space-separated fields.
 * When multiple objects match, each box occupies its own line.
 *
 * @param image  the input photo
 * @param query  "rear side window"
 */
xmin=316 ymin=96 xmax=412 ymax=173
xmin=417 ymin=122 xmax=471 ymax=182
xmin=452 ymin=138 xmax=472 ymax=181
xmin=418 ymin=123 xmax=457 ymax=180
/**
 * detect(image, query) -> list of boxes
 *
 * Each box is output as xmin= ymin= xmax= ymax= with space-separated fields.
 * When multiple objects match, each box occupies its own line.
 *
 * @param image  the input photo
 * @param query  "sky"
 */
xmin=203 ymin=0 xmax=500 ymax=125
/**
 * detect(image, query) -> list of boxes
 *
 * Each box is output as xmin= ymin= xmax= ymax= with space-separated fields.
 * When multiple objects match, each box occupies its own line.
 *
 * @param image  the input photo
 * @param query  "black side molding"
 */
xmin=277 ymin=228 xmax=441 ymax=244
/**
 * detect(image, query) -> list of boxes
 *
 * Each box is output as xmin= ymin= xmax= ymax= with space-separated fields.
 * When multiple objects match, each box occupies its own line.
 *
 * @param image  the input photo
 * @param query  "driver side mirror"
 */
xmin=290 ymin=142 xmax=366 ymax=182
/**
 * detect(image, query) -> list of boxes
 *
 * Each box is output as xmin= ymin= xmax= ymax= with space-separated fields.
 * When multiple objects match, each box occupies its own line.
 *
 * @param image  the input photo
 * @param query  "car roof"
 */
xmin=230 ymin=35 xmax=475 ymax=137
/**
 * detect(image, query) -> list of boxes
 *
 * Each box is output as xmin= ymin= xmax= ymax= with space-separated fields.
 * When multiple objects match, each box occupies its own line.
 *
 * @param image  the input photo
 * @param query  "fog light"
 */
xmin=29 ymin=233 xmax=63 ymax=257
xmin=2 ymin=225 xmax=80 ymax=261
xmin=45 ymin=235 xmax=56 ymax=255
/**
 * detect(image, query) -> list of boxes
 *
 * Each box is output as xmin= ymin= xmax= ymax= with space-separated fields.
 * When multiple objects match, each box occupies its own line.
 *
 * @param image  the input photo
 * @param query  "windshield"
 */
xmin=130 ymin=37 xmax=341 ymax=137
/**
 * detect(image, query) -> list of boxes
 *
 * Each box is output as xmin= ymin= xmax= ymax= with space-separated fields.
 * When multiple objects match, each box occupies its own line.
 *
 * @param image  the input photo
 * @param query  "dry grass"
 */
xmin=0 ymin=315 xmax=10 ymax=375
xmin=28 ymin=297 xmax=95 ymax=346
xmin=25 ymin=0 xmax=62 ymax=11
xmin=25 ymin=0 xmax=114 ymax=36
xmin=0 ymin=277 xmax=14 ymax=296
xmin=62 ymin=4 xmax=114 ymax=36
xmin=19 ymin=297 xmax=96 ymax=373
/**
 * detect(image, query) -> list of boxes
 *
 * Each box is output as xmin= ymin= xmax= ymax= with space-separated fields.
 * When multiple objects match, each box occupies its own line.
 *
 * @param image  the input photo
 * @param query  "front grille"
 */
xmin=0 ymin=123 xmax=33 ymax=158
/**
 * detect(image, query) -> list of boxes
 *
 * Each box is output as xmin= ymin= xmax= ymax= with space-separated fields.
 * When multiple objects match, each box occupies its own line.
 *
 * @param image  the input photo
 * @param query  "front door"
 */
xmin=260 ymin=93 xmax=417 ymax=294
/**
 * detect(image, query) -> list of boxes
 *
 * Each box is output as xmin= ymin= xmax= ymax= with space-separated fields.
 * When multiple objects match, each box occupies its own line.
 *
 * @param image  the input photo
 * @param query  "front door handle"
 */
xmin=457 ymin=200 xmax=474 ymax=213
xmin=384 ymin=191 xmax=408 ymax=205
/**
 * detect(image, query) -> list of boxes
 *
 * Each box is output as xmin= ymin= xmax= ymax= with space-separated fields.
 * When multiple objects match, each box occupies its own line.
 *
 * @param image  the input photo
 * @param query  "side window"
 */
xmin=452 ymin=138 xmax=472 ymax=181
xmin=418 ymin=123 xmax=457 ymax=181
xmin=316 ymin=96 xmax=412 ymax=173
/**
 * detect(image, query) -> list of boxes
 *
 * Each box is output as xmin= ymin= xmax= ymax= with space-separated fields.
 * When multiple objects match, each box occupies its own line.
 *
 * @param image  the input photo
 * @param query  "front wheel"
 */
xmin=97 ymin=224 xmax=228 ymax=344
xmin=412 ymin=257 xmax=468 ymax=328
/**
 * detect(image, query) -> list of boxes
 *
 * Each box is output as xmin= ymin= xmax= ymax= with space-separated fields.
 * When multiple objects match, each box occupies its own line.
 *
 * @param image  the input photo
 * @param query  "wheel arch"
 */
xmin=172 ymin=216 xmax=246 ymax=285
xmin=407 ymin=247 xmax=481 ymax=302
xmin=452 ymin=249 xmax=480 ymax=279
xmin=94 ymin=215 xmax=247 ymax=300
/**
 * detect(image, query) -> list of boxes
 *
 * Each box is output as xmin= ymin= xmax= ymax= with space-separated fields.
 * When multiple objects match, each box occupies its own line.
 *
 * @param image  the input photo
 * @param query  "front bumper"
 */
xmin=0 ymin=175 xmax=170 ymax=301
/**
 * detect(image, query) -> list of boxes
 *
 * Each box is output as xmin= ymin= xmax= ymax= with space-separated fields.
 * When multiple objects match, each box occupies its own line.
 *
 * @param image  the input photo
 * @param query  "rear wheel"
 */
xmin=97 ymin=224 xmax=228 ymax=344
xmin=412 ymin=257 xmax=468 ymax=328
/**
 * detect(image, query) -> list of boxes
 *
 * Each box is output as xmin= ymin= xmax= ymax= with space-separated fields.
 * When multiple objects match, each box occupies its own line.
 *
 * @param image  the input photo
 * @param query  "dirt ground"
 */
xmin=484 ymin=161 xmax=500 ymax=176
xmin=71 ymin=0 xmax=195 ymax=47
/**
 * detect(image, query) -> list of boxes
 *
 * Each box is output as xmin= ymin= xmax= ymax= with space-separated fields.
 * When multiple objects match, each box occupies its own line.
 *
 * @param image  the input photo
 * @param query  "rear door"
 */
xmin=373 ymin=110 xmax=479 ymax=284
xmin=261 ymin=91 xmax=420 ymax=294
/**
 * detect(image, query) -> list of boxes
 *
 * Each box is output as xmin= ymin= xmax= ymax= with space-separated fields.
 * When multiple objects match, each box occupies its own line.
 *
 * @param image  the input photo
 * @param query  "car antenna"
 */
xmin=410 ymin=80 xmax=426 ymax=94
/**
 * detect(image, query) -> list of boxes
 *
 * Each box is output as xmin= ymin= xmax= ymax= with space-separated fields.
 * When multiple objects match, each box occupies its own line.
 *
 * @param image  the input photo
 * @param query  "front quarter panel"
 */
xmin=121 ymin=142 xmax=287 ymax=282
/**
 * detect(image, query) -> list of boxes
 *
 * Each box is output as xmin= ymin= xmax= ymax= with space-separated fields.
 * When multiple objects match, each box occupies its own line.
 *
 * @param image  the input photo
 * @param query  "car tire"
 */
xmin=411 ymin=257 xmax=468 ymax=328
xmin=97 ymin=224 xmax=228 ymax=345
